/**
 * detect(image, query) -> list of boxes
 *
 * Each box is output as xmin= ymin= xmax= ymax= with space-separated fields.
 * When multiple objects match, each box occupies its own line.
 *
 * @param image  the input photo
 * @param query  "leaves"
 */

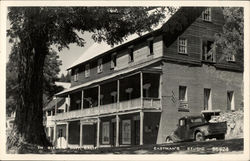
xmin=214 ymin=7 xmax=243 ymax=60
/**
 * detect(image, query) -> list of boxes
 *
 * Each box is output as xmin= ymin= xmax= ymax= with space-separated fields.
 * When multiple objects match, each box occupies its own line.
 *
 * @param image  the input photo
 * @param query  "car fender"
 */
xmin=193 ymin=125 xmax=209 ymax=138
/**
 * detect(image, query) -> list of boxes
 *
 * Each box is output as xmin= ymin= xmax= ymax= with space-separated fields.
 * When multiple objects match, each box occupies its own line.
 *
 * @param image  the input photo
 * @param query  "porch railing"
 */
xmin=52 ymin=97 xmax=161 ymax=121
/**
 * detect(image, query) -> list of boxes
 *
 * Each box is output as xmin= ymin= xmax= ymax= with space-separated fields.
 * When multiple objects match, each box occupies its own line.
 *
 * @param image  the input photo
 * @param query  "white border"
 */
xmin=0 ymin=1 xmax=249 ymax=161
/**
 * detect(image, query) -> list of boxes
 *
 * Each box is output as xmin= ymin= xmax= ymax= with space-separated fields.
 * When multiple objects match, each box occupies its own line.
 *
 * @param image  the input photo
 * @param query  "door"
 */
xmin=134 ymin=120 xmax=140 ymax=145
xmin=178 ymin=119 xmax=188 ymax=140
xmin=112 ymin=122 xmax=116 ymax=146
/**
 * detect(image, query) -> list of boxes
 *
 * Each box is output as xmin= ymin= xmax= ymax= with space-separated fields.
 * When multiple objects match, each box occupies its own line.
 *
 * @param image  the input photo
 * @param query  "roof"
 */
xmin=55 ymin=82 xmax=71 ymax=89
xmin=43 ymin=97 xmax=65 ymax=111
xmin=67 ymin=9 xmax=174 ymax=70
xmin=67 ymin=7 xmax=206 ymax=70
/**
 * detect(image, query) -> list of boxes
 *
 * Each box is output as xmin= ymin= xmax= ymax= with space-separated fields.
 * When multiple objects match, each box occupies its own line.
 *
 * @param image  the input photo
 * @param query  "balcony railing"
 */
xmin=52 ymin=97 xmax=161 ymax=121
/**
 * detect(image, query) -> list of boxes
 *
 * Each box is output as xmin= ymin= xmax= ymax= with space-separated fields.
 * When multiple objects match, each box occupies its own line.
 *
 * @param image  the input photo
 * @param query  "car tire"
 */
xmin=195 ymin=131 xmax=204 ymax=141
xmin=166 ymin=137 xmax=174 ymax=144
xmin=216 ymin=134 xmax=225 ymax=140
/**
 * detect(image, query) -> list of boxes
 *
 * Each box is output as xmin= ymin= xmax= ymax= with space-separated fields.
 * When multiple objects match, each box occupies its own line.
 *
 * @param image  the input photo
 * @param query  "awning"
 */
xmin=56 ymin=57 xmax=163 ymax=97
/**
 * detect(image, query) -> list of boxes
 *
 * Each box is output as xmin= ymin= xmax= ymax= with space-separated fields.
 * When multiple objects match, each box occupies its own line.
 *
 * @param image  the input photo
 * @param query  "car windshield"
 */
xmin=190 ymin=118 xmax=204 ymax=123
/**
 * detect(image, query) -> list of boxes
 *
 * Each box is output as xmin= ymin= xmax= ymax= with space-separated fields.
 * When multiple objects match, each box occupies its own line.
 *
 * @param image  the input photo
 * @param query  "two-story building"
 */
xmin=47 ymin=7 xmax=243 ymax=148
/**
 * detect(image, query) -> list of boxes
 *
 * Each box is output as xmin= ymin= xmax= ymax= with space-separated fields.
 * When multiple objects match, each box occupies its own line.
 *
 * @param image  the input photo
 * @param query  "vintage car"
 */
xmin=165 ymin=115 xmax=227 ymax=143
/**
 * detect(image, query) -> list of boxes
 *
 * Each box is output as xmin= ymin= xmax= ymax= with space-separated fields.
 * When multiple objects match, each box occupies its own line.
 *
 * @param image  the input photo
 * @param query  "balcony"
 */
xmin=52 ymin=98 xmax=161 ymax=121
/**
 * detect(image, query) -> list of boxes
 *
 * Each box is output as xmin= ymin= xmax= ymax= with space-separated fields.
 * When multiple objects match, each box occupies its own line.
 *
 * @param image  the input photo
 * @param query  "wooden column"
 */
xmin=80 ymin=121 xmax=83 ymax=147
xmin=140 ymin=111 xmax=144 ymax=145
xmin=55 ymin=97 xmax=57 ymax=115
xmin=81 ymin=90 xmax=84 ymax=110
xmin=66 ymin=122 xmax=69 ymax=148
xmin=117 ymin=79 xmax=120 ymax=110
xmin=67 ymin=94 xmax=70 ymax=112
xmin=53 ymin=122 xmax=57 ymax=147
xmin=116 ymin=115 xmax=119 ymax=147
xmin=96 ymin=118 xmax=100 ymax=147
xmin=140 ymin=72 xmax=143 ymax=109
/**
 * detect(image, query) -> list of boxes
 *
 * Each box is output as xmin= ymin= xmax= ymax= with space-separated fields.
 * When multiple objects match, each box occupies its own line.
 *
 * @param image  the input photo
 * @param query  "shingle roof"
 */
xmin=43 ymin=97 xmax=65 ymax=111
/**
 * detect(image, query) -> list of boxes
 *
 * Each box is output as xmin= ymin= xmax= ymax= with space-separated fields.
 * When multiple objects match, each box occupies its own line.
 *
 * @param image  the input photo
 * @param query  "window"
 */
xmin=204 ymin=88 xmax=212 ymax=110
xmin=111 ymin=53 xmax=117 ymax=69
xmin=202 ymin=40 xmax=216 ymax=62
xmin=227 ymin=54 xmax=236 ymax=62
xmin=85 ymin=64 xmax=90 ymax=77
xmin=178 ymin=38 xmax=187 ymax=54
xmin=102 ymin=122 xmax=110 ymax=144
xmin=202 ymin=8 xmax=211 ymax=21
xmin=179 ymin=86 xmax=187 ymax=101
xmin=73 ymin=68 xmax=78 ymax=81
xmin=122 ymin=120 xmax=131 ymax=144
xmin=227 ymin=91 xmax=235 ymax=111
xmin=128 ymin=47 xmax=134 ymax=63
xmin=97 ymin=58 xmax=103 ymax=73
xmin=148 ymin=39 xmax=154 ymax=55
xmin=179 ymin=119 xmax=186 ymax=126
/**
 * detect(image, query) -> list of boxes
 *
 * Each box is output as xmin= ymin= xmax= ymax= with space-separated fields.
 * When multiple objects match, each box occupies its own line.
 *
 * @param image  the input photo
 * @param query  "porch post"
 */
xmin=55 ymin=97 xmax=57 ymax=115
xmin=81 ymin=90 xmax=84 ymax=110
xmin=140 ymin=72 xmax=143 ymax=109
xmin=67 ymin=94 xmax=70 ymax=112
xmin=117 ymin=79 xmax=120 ymax=110
xmin=80 ymin=121 xmax=83 ymax=147
xmin=115 ymin=115 xmax=119 ymax=147
xmin=53 ymin=122 xmax=57 ymax=147
xmin=66 ymin=122 xmax=69 ymax=148
xmin=140 ymin=111 xmax=144 ymax=145
xmin=96 ymin=117 xmax=100 ymax=147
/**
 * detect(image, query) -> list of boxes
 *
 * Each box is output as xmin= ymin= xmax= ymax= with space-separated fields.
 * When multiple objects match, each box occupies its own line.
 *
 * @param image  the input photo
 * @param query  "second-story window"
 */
xmin=148 ymin=38 xmax=154 ymax=55
xmin=97 ymin=58 xmax=103 ymax=73
xmin=74 ymin=68 xmax=78 ymax=81
xmin=111 ymin=53 xmax=117 ymax=69
xmin=128 ymin=46 xmax=134 ymax=63
xmin=202 ymin=40 xmax=216 ymax=62
xmin=202 ymin=8 xmax=212 ymax=21
xmin=178 ymin=38 xmax=187 ymax=54
xmin=85 ymin=64 xmax=90 ymax=78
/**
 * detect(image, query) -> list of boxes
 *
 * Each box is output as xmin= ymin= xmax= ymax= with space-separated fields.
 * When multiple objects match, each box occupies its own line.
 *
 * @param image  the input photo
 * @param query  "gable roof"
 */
xmin=67 ymin=7 xmax=206 ymax=70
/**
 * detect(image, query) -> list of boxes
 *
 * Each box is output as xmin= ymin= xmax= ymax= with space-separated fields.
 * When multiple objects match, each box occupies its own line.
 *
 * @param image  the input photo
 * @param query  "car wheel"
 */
xmin=195 ymin=132 xmax=204 ymax=141
xmin=166 ymin=137 xmax=173 ymax=144
xmin=216 ymin=134 xmax=225 ymax=140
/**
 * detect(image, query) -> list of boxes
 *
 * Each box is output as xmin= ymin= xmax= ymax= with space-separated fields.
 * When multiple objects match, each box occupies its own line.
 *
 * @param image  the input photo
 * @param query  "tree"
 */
xmin=215 ymin=7 xmax=243 ymax=60
xmin=6 ymin=46 xmax=63 ymax=116
xmin=7 ymin=7 xmax=172 ymax=151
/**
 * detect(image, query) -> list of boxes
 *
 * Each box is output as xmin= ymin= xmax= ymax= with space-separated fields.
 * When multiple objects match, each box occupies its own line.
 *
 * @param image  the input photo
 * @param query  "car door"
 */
xmin=178 ymin=119 xmax=188 ymax=141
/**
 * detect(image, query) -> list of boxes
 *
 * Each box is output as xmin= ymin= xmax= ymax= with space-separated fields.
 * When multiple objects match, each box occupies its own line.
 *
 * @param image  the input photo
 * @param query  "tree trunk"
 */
xmin=7 ymin=35 xmax=51 ymax=152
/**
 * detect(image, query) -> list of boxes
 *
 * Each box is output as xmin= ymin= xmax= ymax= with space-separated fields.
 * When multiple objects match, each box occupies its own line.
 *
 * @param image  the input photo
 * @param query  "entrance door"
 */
xmin=134 ymin=120 xmax=140 ymax=145
xmin=82 ymin=125 xmax=95 ymax=145
xmin=112 ymin=122 xmax=116 ymax=146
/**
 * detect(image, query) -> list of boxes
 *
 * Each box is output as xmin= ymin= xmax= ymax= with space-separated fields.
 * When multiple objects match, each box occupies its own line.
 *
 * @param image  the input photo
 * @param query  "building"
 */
xmin=46 ymin=7 xmax=243 ymax=148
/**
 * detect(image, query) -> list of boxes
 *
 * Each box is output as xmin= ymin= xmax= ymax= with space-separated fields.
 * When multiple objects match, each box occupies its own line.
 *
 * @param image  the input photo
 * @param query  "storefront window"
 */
xmin=102 ymin=122 xmax=110 ymax=144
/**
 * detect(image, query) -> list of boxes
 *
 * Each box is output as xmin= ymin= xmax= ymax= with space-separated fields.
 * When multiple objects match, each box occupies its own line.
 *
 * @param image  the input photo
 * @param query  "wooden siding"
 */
xmin=163 ymin=7 xmax=243 ymax=70
xmin=70 ymin=35 xmax=163 ymax=87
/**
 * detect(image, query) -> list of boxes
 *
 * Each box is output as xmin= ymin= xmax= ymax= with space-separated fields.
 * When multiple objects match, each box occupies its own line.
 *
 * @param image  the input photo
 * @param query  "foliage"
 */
xmin=215 ymin=7 xmax=243 ymax=59
xmin=6 ymin=46 xmax=63 ymax=115
xmin=59 ymin=72 xmax=71 ymax=82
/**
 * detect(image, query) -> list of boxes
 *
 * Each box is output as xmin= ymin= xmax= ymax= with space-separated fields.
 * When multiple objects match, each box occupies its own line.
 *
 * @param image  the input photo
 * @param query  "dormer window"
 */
xmin=128 ymin=46 xmax=134 ymax=63
xmin=74 ymin=68 xmax=78 ymax=82
xmin=202 ymin=8 xmax=211 ymax=22
xmin=85 ymin=64 xmax=90 ymax=77
xmin=111 ymin=53 xmax=117 ymax=69
xmin=178 ymin=38 xmax=187 ymax=54
xmin=97 ymin=58 xmax=103 ymax=73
